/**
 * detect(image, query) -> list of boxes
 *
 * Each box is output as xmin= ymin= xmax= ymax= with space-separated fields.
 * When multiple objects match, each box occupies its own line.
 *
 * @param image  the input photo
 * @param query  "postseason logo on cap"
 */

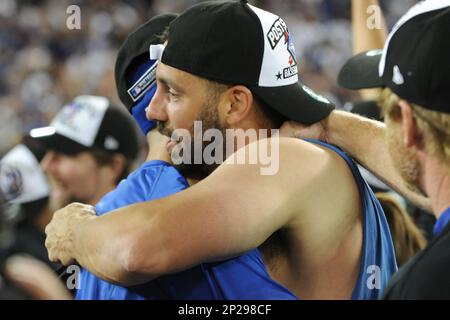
xmin=160 ymin=0 xmax=334 ymax=124
xmin=266 ymin=17 xmax=298 ymax=80
xmin=248 ymin=4 xmax=299 ymax=87
xmin=127 ymin=61 xmax=158 ymax=102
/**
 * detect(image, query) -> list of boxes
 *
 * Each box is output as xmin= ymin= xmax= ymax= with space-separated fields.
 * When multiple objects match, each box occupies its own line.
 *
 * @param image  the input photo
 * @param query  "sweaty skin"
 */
xmin=46 ymin=62 xmax=381 ymax=299
xmin=47 ymin=136 xmax=363 ymax=299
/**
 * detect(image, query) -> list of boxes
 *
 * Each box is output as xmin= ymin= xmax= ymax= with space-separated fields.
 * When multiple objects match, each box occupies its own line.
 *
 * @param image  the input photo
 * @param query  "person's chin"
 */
xmin=166 ymin=139 xmax=179 ymax=154
xmin=49 ymin=189 xmax=73 ymax=210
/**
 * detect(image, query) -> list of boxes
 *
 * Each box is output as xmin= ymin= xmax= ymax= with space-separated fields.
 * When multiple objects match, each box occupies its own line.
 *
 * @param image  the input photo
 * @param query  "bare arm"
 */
xmin=352 ymin=0 xmax=387 ymax=54
xmin=281 ymin=111 xmax=431 ymax=210
xmin=352 ymin=0 xmax=387 ymax=100
xmin=46 ymin=138 xmax=335 ymax=285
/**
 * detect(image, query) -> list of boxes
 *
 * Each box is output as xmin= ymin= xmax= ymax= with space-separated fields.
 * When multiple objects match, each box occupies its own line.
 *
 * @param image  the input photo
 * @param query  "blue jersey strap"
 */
xmin=433 ymin=207 xmax=450 ymax=237
xmin=303 ymin=138 xmax=398 ymax=300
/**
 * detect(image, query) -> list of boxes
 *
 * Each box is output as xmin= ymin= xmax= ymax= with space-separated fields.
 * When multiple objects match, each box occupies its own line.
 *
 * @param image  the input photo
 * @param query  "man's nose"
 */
xmin=146 ymin=86 xmax=168 ymax=122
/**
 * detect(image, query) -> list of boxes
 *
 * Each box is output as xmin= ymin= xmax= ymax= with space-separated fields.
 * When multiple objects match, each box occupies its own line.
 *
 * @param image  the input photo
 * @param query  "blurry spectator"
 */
xmin=0 ymin=136 xmax=55 ymax=267
xmin=0 ymin=0 xmax=418 ymax=141
xmin=376 ymin=192 xmax=427 ymax=267
xmin=0 ymin=177 xmax=70 ymax=300
xmin=31 ymin=95 xmax=139 ymax=209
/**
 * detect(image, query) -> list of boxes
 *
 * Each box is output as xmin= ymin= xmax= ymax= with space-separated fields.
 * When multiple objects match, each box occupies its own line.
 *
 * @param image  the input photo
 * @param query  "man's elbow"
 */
xmin=118 ymin=235 xmax=172 ymax=285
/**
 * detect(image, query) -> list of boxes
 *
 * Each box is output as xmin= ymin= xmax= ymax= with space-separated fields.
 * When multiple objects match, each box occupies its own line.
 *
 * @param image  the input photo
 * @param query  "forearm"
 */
xmin=68 ymin=185 xmax=251 ymax=286
xmin=71 ymin=205 xmax=170 ymax=286
xmin=352 ymin=0 xmax=387 ymax=101
xmin=352 ymin=0 xmax=387 ymax=54
xmin=326 ymin=110 xmax=431 ymax=210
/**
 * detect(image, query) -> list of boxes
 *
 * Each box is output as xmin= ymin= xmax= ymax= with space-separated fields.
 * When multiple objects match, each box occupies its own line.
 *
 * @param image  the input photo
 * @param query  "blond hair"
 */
xmin=376 ymin=192 xmax=427 ymax=266
xmin=378 ymin=88 xmax=450 ymax=172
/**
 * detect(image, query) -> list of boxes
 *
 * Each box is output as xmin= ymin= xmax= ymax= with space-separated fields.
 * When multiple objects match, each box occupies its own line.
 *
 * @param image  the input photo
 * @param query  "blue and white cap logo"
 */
xmin=127 ymin=61 xmax=158 ymax=102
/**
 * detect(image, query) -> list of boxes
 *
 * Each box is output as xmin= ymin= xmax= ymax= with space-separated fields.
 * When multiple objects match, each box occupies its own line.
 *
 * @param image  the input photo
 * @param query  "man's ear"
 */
xmin=108 ymin=154 xmax=127 ymax=181
xmin=398 ymin=100 xmax=422 ymax=150
xmin=221 ymin=85 xmax=254 ymax=126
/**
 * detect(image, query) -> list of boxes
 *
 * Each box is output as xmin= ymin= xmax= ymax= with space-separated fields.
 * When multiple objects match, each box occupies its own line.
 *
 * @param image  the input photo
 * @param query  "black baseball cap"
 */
xmin=160 ymin=0 xmax=334 ymax=125
xmin=30 ymin=95 xmax=139 ymax=159
xmin=115 ymin=13 xmax=178 ymax=112
xmin=338 ymin=1 xmax=450 ymax=114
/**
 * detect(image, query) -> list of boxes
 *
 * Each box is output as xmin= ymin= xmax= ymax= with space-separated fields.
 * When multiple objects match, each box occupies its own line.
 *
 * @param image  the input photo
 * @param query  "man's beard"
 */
xmin=386 ymin=121 xmax=424 ymax=195
xmin=157 ymin=101 xmax=227 ymax=180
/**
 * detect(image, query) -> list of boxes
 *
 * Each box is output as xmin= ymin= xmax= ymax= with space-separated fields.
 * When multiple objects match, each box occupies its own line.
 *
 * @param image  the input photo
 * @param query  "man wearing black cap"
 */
xmin=31 ymin=95 xmax=139 ymax=208
xmin=281 ymin=0 xmax=450 ymax=298
xmin=74 ymin=13 xmax=297 ymax=300
xmin=45 ymin=1 xmax=397 ymax=299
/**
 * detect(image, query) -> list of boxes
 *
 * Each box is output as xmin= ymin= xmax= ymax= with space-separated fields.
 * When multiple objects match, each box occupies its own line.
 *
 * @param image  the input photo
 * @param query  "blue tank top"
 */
xmin=75 ymin=160 xmax=297 ymax=300
xmin=304 ymin=139 xmax=398 ymax=299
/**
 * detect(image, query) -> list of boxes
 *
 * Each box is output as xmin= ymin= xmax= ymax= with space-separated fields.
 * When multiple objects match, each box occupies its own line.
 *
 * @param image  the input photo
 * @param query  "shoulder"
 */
xmin=217 ymin=137 xmax=360 ymax=210
xmin=143 ymin=161 xmax=189 ymax=198
xmin=220 ymin=136 xmax=356 ymax=187
xmin=133 ymin=161 xmax=186 ymax=183
xmin=276 ymin=137 xmax=357 ymax=183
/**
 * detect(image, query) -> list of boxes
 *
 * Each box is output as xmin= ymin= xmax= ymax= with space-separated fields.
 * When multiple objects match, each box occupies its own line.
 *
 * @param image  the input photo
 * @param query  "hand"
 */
xmin=45 ymin=202 xmax=96 ymax=266
xmin=279 ymin=118 xmax=329 ymax=142
xmin=4 ymin=255 xmax=73 ymax=300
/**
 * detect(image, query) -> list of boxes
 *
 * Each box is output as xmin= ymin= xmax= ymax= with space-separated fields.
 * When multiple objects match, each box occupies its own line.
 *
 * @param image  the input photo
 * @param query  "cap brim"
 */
xmin=30 ymin=129 xmax=88 ymax=155
xmin=338 ymin=50 xmax=384 ymax=90
xmin=250 ymin=81 xmax=335 ymax=125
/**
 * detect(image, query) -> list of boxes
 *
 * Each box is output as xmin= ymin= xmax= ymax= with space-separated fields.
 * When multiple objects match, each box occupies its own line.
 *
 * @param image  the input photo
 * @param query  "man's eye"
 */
xmin=168 ymin=91 xmax=178 ymax=99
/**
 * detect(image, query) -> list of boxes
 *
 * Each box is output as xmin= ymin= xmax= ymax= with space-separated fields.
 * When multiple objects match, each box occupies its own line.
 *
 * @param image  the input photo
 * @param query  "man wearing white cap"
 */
xmin=0 ymin=139 xmax=53 ymax=266
xmin=31 ymin=95 xmax=139 ymax=208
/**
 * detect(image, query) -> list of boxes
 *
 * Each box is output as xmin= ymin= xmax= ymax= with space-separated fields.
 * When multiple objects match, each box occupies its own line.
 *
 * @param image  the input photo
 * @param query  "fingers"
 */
xmin=5 ymin=255 xmax=72 ymax=300
xmin=44 ymin=202 xmax=96 ymax=265
xmin=65 ymin=202 xmax=96 ymax=215
xmin=280 ymin=119 xmax=328 ymax=142
xmin=279 ymin=120 xmax=305 ymax=137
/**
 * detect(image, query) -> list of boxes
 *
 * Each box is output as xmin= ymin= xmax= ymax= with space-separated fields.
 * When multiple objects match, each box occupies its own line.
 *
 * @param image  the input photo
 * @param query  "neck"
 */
xmin=187 ymin=177 xmax=200 ymax=186
xmin=421 ymin=156 xmax=450 ymax=219
xmin=228 ymin=121 xmax=278 ymax=153
xmin=87 ymin=185 xmax=115 ymax=206
xmin=145 ymin=130 xmax=171 ymax=162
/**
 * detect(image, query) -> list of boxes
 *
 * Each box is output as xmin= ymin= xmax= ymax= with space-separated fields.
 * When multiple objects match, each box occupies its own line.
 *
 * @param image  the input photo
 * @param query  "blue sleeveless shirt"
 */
xmin=75 ymin=160 xmax=297 ymax=300
xmin=305 ymin=139 xmax=398 ymax=299
xmin=76 ymin=139 xmax=397 ymax=300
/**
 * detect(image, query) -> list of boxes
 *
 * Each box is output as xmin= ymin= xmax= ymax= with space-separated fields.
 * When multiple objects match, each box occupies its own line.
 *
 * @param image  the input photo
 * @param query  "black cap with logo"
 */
xmin=338 ymin=1 xmax=450 ymax=114
xmin=160 ymin=0 xmax=334 ymax=125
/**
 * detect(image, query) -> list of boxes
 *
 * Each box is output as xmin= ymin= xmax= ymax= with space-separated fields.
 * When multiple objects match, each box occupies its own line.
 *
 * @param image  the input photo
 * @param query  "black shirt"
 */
xmin=9 ymin=223 xmax=57 ymax=270
xmin=383 ymin=220 xmax=450 ymax=299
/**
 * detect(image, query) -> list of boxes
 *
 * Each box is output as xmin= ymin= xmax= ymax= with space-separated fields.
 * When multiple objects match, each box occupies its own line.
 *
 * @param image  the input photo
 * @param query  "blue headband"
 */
xmin=128 ymin=59 xmax=157 ymax=135
xmin=131 ymin=87 xmax=157 ymax=135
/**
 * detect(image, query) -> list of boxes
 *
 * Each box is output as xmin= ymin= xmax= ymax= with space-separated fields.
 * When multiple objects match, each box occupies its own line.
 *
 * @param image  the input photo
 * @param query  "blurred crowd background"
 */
xmin=2 ymin=0 xmax=437 ymax=300
xmin=0 ymin=0 xmax=417 ymax=156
